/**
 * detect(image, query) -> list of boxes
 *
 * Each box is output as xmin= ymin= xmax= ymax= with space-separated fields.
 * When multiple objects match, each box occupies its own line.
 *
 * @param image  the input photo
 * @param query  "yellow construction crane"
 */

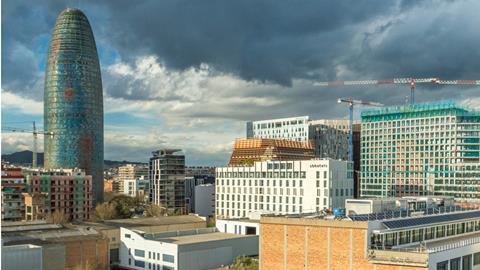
xmin=2 ymin=121 xmax=54 ymax=168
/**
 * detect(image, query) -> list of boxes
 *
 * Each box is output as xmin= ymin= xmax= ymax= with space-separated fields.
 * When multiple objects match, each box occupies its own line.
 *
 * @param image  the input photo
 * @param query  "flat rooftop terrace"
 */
xmin=76 ymin=215 xmax=205 ymax=230
xmin=142 ymin=227 xmax=255 ymax=245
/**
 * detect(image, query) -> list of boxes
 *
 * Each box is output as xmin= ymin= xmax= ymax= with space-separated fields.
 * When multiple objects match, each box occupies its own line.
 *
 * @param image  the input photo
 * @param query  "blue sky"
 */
xmin=2 ymin=0 xmax=479 ymax=165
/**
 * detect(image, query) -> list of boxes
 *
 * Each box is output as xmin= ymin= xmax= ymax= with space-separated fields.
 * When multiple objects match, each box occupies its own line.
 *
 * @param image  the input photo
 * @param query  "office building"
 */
xmin=26 ymin=168 xmax=93 ymax=221
xmin=194 ymin=184 xmax=215 ymax=217
xmin=246 ymin=116 xmax=362 ymax=196
xmin=149 ymin=149 xmax=186 ymax=214
xmin=260 ymin=209 xmax=480 ymax=270
xmin=44 ymin=8 xmax=104 ymax=203
xmin=345 ymin=196 xmax=455 ymax=215
xmin=2 ymin=221 xmax=109 ymax=270
xmin=216 ymin=159 xmax=353 ymax=218
xmin=360 ymin=102 xmax=480 ymax=202
xmin=76 ymin=215 xmax=206 ymax=267
xmin=1 ymin=165 xmax=26 ymax=221
xmin=185 ymin=175 xmax=215 ymax=213
xmin=229 ymin=138 xmax=315 ymax=166
xmin=119 ymin=227 xmax=258 ymax=270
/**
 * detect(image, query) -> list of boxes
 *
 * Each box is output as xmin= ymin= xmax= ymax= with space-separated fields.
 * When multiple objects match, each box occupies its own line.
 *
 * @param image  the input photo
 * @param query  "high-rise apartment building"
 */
xmin=360 ymin=102 xmax=480 ymax=201
xmin=44 ymin=8 xmax=104 ymax=203
xmin=149 ymin=149 xmax=186 ymax=214
xmin=216 ymin=159 xmax=353 ymax=219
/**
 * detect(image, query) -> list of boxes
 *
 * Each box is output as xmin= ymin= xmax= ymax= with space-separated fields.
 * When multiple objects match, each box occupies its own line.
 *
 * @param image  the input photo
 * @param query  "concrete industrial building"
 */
xmin=193 ymin=184 xmax=215 ymax=217
xmin=1 ymin=244 xmax=43 ymax=270
xmin=119 ymin=227 xmax=258 ymax=270
xmin=2 ymin=221 xmax=109 ymax=270
xmin=229 ymin=138 xmax=315 ymax=166
xmin=149 ymin=149 xmax=186 ymax=214
xmin=43 ymin=8 xmax=104 ymax=203
xmin=25 ymin=168 xmax=93 ymax=221
xmin=216 ymin=159 xmax=353 ymax=218
xmin=360 ymin=102 xmax=480 ymax=202
xmin=1 ymin=165 xmax=26 ymax=221
xmin=76 ymin=215 xmax=206 ymax=267
xmin=260 ymin=209 xmax=480 ymax=270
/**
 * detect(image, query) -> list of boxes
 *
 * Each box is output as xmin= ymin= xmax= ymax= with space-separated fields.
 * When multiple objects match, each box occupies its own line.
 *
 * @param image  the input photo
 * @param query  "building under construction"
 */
xmin=360 ymin=101 xmax=480 ymax=202
xmin=228 ymin=138 xmax=315 ymax=166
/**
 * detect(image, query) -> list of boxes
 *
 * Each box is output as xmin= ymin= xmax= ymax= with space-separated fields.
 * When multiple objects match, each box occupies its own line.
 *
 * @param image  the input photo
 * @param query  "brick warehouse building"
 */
xmin=26 ymin=168 xmax=93 ymax=221
xmin=260 ymin=210 xmax=480 ymax=270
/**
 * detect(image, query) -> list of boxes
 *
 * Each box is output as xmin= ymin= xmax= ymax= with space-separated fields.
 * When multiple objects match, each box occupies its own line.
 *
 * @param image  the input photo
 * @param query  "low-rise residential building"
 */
xmin=1 ymin=165 xmax=26 ymax=221
xmin=216 ymin=158 xmax=353 ymax=218
xmin=194 ymin=184 xmax=215 ymax=217
xmin=119 ymin=227 xmax=258 ymax=270
xmin=25 ymin=168 xmax=93 ymax=221
xmin=75 ymin=215 xmax=206 ymax=267
xmin=23 ymin=192 xmax=48 ymax=221
xmin=260 ymin=209 xmax=480 ymax=270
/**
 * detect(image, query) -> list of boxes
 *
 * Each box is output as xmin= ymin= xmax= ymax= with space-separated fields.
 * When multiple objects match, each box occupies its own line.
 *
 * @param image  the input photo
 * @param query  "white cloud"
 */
xmin=1 ymin=90 xmax=43 ymax=115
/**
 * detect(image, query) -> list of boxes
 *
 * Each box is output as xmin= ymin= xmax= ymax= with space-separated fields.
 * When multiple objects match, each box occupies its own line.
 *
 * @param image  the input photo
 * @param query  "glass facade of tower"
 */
xmin=44 ymin=8 xmax=103 ymax=203
xmin=360 ymin=102 xmax=480 ymax=201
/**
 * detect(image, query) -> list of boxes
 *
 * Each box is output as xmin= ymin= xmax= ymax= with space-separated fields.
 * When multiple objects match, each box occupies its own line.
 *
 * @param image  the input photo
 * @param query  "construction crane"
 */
xmin=2 ymin=121 xmax=54 ymax=168
xmin=337 ymin=98 xmax=383 ymax=161
xmin=314 ymin=78 xmax=480 ymax=104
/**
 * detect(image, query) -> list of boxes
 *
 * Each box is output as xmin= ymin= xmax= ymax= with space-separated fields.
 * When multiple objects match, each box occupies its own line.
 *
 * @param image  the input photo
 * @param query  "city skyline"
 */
xmin=2 ymin=0 xmax=480 ymax=165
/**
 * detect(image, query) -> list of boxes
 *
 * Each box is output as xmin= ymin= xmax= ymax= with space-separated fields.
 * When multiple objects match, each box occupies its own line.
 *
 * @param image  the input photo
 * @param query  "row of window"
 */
xmin=217 ymin=171 xmax=307 ymax=178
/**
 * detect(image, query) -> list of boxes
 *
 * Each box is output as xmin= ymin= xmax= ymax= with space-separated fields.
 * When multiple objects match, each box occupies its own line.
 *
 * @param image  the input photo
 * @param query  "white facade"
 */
xmin=123 ymin=177 xmax=149 ymax=197
xmin=1 ymin=244 xmax=43 ymax=270
xmin=216 ymin=159 xmax=353 ymax=219
xmin=216 ymin=219 xmax=260 ymax=235
xmin=194 ymin=184 xmax=215 ymax=217
xmin=247 ymin=116 xmax=310 ymax=141
xmin=119 ymin=227 xmax=258 ymax=270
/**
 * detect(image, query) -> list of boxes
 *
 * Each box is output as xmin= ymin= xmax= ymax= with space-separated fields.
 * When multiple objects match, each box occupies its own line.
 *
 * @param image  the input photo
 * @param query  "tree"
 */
xmin=207 ymin=216 xmax=216 ymax=227
xmin=145 ymin=204 xmax=165 ymax=217
xmin=95 ymin=202 xmax=116 ymax=221
xmin=47 ymin=210 xmax=70 ymax=225
xmin=110 ymin=194 xmax=135 ymax=218
xmin=232 ymin=256 xmax=258 ymax=270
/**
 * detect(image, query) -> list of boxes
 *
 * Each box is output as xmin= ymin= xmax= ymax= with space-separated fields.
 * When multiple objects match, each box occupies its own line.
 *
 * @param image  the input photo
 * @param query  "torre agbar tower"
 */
xmin=44 ymin=8 xmax=104 ymax=203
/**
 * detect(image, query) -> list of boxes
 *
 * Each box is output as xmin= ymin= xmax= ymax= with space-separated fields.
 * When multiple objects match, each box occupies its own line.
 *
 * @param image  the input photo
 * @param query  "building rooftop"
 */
xmin=142 ymin=227 xmax=255 ymax=245
xmin=381 ymin=210 xmax=480 ymax=230
xmin=75 ymin=215 xmax=205 ymax=230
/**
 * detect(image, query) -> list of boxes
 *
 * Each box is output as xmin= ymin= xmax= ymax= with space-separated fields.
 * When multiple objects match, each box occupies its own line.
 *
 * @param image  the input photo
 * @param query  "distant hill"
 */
xmin=1 ymin=150 xmax=145 ymax=168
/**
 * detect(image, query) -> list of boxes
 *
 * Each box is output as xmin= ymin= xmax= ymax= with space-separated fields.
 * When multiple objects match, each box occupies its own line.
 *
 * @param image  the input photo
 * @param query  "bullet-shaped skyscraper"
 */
xmin=44 ymin=8 xmax=103 ymax=203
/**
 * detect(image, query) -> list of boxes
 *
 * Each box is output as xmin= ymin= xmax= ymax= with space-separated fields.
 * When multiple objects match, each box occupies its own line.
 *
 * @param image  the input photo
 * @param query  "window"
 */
xmin=134 ymin=249 xmax=145 ymax=257
xmin=125 ymin=234 xmax=131 ymax=238
xmin=474 ymin=252 xmax=480 ymax=265
xmin=463 ymin=255 xmax=472 ymax=270
xmin=450 ymin=257 xmax=460 ymax=270
xmin=163 ymin=254 xmax=175 ymax=263
xmin=134 ymin=260 xmax=145 ymax=268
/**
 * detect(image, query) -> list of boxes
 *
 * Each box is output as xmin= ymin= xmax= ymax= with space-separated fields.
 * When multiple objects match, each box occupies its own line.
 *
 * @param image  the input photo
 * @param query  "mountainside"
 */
xmin=1 ymin=150 xmax=144 ymax=168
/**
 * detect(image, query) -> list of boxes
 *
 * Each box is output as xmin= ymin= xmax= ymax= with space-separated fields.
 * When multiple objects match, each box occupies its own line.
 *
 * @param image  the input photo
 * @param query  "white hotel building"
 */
xmin=215 ymin=158 xmax=353 ymax=218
